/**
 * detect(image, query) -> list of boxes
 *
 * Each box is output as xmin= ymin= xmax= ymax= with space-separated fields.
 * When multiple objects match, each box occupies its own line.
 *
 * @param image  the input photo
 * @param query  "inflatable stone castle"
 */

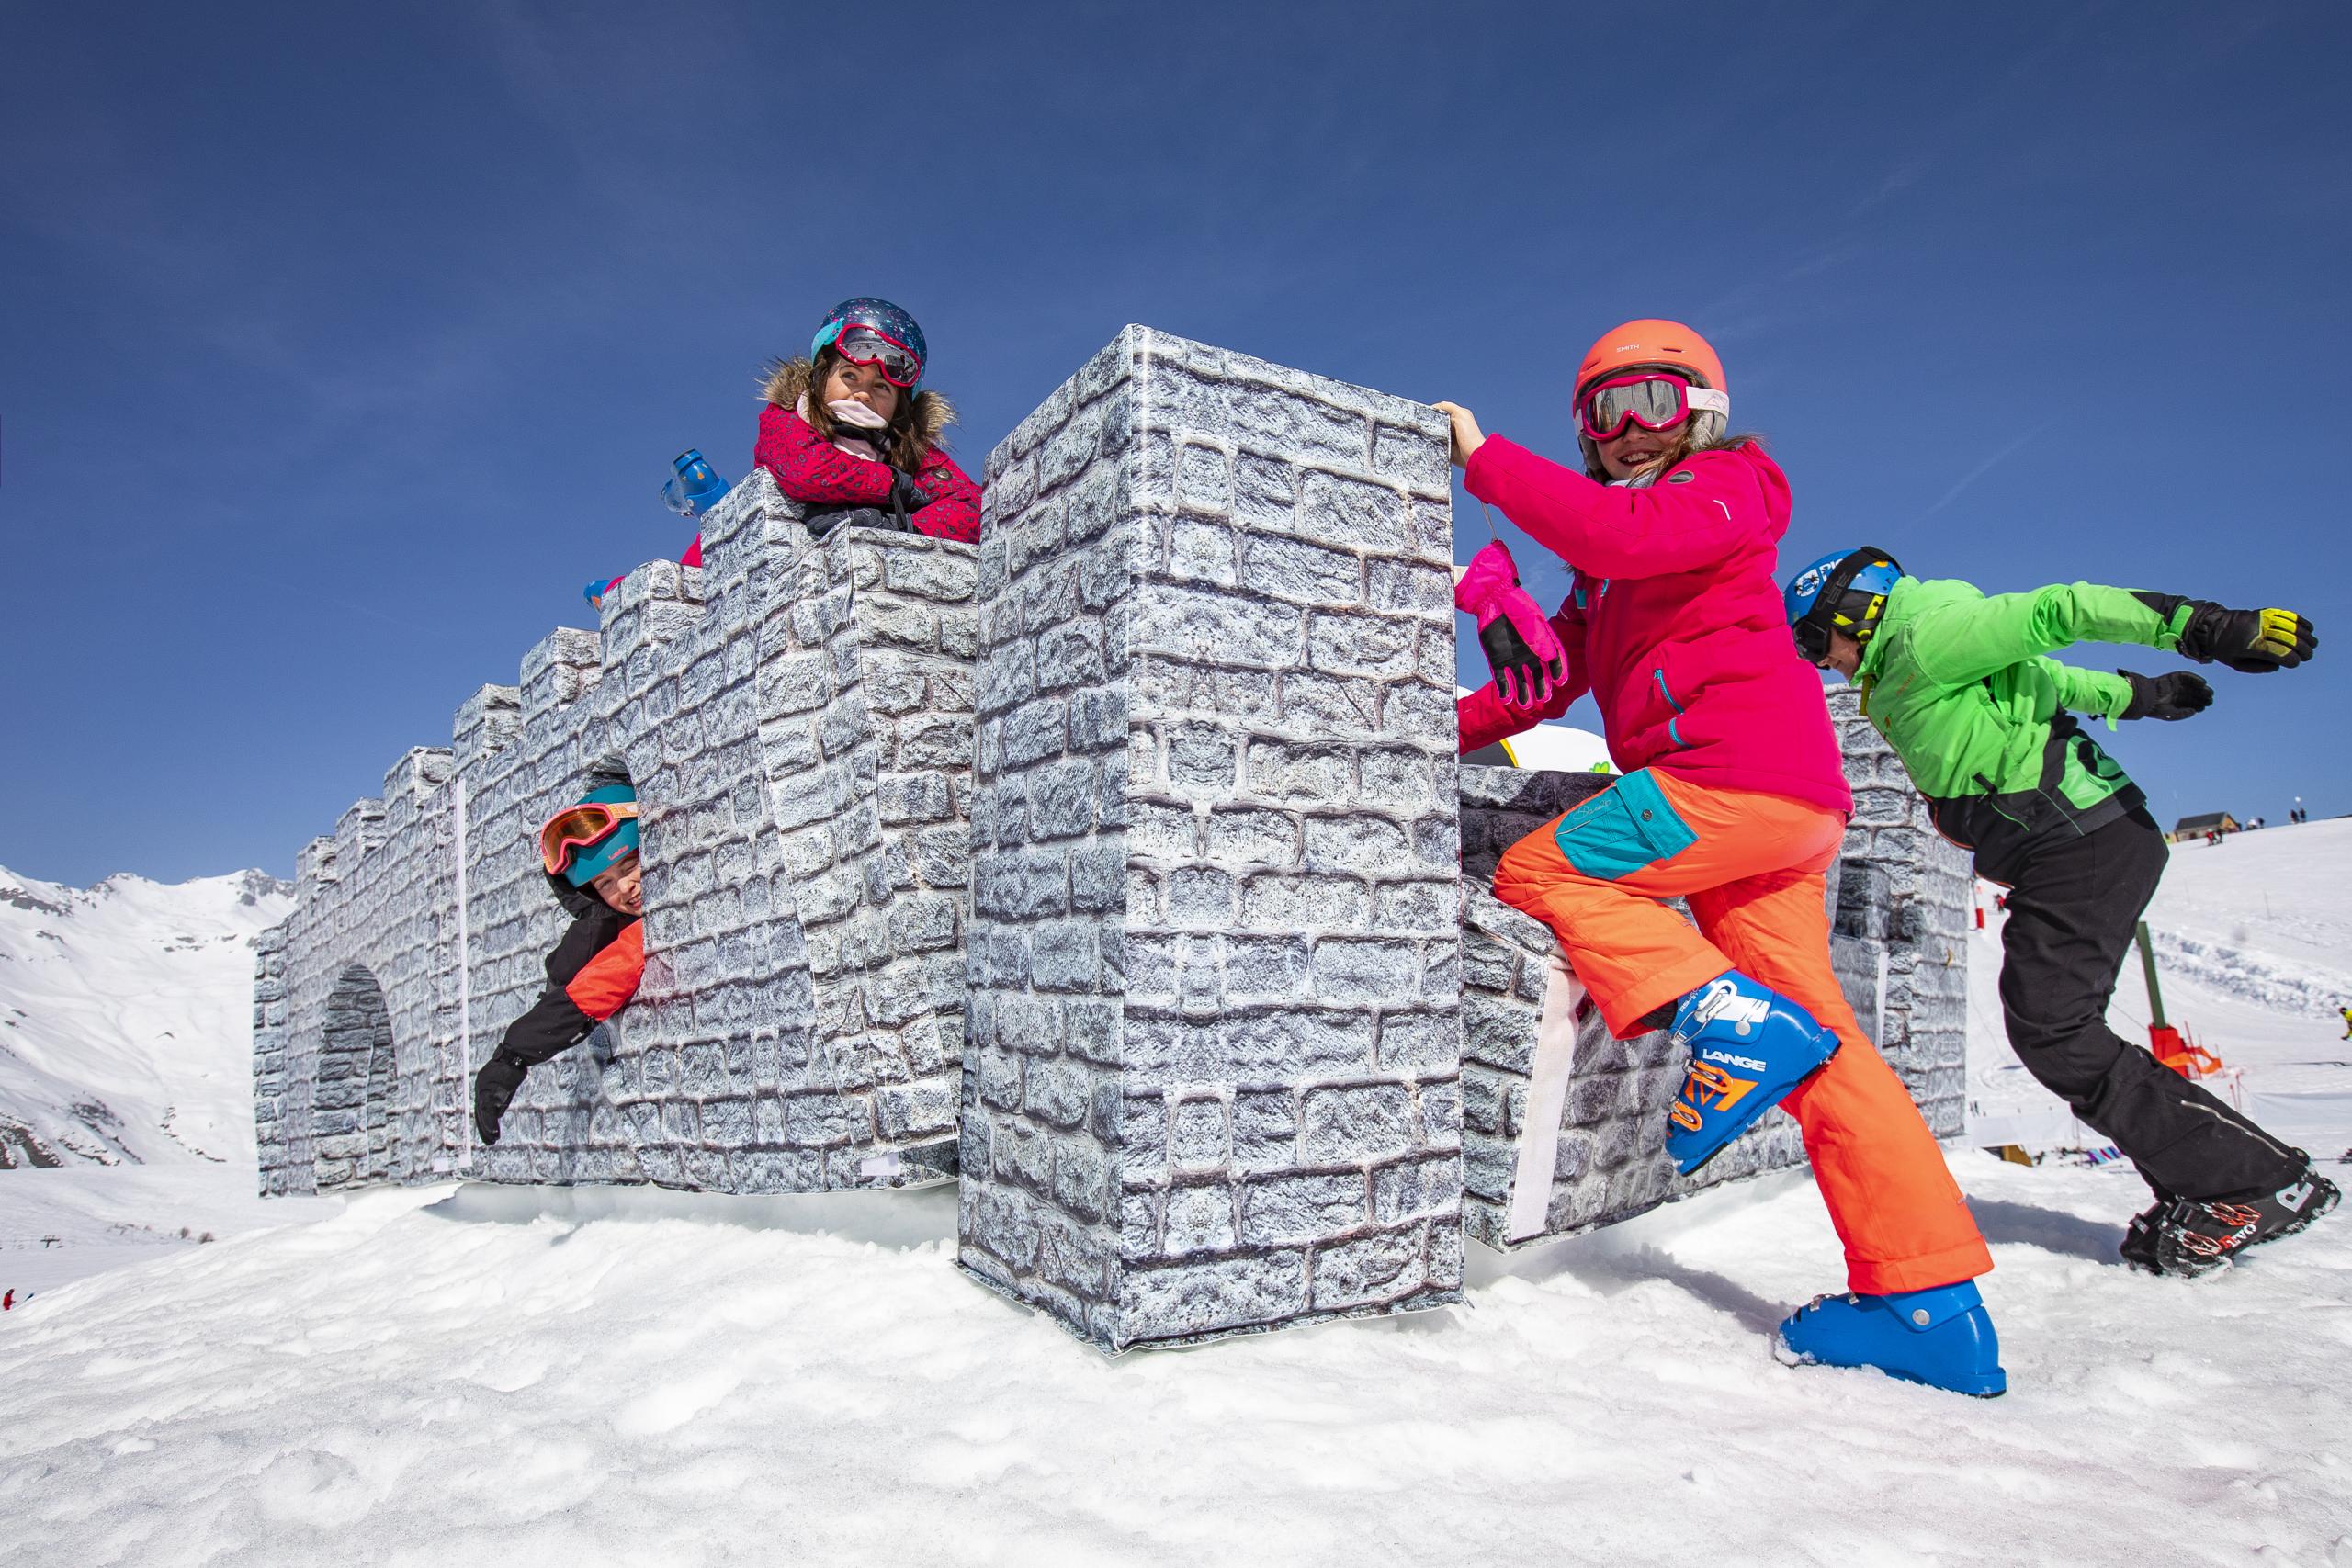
xmin=252 ymin=327 xmax=1970 ymax=1351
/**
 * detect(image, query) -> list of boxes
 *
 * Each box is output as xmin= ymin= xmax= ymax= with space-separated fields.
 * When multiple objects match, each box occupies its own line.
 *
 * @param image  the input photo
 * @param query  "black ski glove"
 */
xmin=888 ymin=468 xmax=933 ymax=519
xmin=803 ymin=505 xmax=903 ymax=540
xmin=2134 ymin=592 xmax=2318 ymax=672
xmin=1478 ymin=616 xmax=1561 ymax=710
xmin=472 ymin=1052 xmax=528 ymax=1146
xmin=2119 ymin=670 xmax=2213 ymax=722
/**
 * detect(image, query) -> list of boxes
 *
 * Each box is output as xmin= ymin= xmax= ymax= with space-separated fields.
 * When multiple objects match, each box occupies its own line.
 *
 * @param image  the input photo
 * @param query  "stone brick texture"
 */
xmin=252 ymin=468 xmax=975 ymax=1196
xmin=955 ymin=327 xmax=1467 ymax=1351
xmin=254 ymin=325 xmax=1963 ymax=1355
xmin=1453 ymin=685 xmax=1967 ymax=1251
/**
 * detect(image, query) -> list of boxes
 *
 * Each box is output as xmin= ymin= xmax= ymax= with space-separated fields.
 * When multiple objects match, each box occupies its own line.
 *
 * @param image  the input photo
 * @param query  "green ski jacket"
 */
xmin=1854 ymin=576 xmax=2183 ymax=878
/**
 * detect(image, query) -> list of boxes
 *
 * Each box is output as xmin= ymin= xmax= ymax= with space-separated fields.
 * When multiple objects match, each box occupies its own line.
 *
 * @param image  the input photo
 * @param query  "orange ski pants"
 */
xmin=1492 ymin=768 xmax=1991 ymax=1295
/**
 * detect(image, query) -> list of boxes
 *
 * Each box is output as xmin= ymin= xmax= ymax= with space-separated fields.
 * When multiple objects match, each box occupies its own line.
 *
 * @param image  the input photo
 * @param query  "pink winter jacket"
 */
xmin=1456 ymin=437 xmax=1850 ymax=815
xmin=753 ymin=403 xmax=982 ymax=544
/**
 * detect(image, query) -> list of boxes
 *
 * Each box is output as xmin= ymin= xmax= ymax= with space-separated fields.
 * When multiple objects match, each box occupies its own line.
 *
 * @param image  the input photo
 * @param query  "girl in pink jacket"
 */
xmin=749 ymin=297 xmax=981 ymax=546
xmin=1442 ymin=319 xmax=1999 ymax=1396
xmin=592 ymin=301 xmax=978 ymax=609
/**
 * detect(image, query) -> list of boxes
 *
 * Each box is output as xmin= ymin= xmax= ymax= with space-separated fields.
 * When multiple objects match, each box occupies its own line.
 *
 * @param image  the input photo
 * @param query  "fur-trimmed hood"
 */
xmin=760 ymin=356 xmax=956 ymax=447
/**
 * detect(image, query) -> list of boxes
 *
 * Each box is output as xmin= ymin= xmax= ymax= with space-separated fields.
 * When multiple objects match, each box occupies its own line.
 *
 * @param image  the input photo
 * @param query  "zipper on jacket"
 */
xmin=1653 ymin=669 xmax=1689 ymax=748
xmin=1967 ymin=772 xmax=2038 ymax=832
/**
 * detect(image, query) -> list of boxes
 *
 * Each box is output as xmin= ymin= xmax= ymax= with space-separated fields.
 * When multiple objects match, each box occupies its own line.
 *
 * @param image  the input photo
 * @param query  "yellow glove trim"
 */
xmin=2254 ymin=608 xmax=2302 ymax=659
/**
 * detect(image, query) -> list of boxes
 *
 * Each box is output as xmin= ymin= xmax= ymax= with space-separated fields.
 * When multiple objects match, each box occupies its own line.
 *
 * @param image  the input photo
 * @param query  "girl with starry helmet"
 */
xmin=1433 ymin=320 xmax=2005 ymax=1397
xmin=747 ymin=296 xmax=982 ymax=544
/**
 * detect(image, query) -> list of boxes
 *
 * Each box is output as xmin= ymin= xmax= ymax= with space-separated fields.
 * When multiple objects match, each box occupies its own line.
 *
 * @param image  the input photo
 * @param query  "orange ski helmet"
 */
xmin=1573 ymin=319 xmax=1729 ymax=468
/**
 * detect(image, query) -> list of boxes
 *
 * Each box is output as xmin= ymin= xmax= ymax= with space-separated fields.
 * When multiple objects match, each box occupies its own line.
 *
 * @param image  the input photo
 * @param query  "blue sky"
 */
xmin=4 ymin=1 xmax=2346 ymax=886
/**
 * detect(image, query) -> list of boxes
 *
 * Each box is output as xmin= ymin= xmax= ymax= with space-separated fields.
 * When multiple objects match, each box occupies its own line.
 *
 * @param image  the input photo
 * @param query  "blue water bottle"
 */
xmin=662 ymin=449 xmax=731 ymax=518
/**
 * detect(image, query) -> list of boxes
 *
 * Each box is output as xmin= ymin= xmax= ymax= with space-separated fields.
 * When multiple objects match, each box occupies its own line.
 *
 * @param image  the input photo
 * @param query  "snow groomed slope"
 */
xmin=2 ymin=1147 xmax=2346 ymax=1563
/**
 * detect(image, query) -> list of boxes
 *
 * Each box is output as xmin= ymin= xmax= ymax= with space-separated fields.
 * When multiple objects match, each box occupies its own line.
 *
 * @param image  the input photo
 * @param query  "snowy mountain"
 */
xmin=0 ymin=865 xmax=291 ymax=1168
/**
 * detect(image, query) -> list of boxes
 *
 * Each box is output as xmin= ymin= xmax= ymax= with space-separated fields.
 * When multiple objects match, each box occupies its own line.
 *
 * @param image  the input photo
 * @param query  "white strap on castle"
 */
xmin=452 ymin=775 xmax=472 ymax=1165
xmin=1507 ymin=950 xmax=1585 ymax=1242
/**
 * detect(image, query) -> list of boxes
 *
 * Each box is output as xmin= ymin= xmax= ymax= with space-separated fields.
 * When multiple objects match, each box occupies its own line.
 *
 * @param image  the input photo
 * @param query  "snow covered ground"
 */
xmin=2 ymin=824 xmax=2347 ymax=1564
xmin=4 ymin=1153 xmax=2347 ymax=1564
xmin=0 ymin=1164 xmax=336 ymax=1297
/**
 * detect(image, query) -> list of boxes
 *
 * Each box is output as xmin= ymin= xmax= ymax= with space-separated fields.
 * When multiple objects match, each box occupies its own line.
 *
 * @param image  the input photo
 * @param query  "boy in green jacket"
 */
xmin=1784 ymin=547 xmax=2335 ymax=1275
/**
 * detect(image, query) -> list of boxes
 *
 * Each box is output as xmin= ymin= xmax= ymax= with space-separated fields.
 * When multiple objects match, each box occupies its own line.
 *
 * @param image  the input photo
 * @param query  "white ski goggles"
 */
xmin=1578 ymin=372 xmax=1729 ymax=441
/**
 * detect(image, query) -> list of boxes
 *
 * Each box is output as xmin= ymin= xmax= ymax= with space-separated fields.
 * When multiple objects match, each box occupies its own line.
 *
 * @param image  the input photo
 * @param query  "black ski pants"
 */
xmin=1996 ymin=807 xmax=2303 ymax=1200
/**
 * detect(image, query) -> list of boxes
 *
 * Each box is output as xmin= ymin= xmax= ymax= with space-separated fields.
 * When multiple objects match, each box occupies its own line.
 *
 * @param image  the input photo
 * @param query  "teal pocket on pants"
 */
xmin=1552 ymin=769 xmax=1698 ymax=881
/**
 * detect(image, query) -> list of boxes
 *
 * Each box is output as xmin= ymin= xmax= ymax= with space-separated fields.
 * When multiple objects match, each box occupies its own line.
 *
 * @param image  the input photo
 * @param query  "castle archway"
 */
xmin=314 ymin=964 xmax=395 ymax=1190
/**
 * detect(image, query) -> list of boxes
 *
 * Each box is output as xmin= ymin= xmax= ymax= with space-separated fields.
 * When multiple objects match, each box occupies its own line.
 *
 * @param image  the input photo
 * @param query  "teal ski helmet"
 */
xmin=1786 ymin=547 xmax=1902 ymax=663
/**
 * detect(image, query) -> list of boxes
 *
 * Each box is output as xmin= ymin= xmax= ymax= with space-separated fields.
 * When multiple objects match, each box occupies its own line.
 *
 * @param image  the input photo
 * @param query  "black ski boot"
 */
xmin=2119 ymin=1203 xmax=2165 ymax=1272
xmin=2122 ymin=1162 xmax=2339 ymax=1277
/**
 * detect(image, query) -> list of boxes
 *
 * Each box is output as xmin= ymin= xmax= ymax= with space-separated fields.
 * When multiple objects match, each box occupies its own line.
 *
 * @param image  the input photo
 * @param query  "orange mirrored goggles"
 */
xmin=537 ymin=801 xmax=639 ymax=875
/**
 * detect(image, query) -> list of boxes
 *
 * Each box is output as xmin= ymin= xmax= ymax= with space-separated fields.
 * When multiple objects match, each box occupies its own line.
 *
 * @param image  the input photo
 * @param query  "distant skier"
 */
xmin=1440 ymin=320 xmax=2000 ymax=1397
xmin=1788 ymin=549 xmax=2337 ymax=1274
xmin=471 ymin=784 xmax=646 ymax=1147
xmin=2339 ymin=1005 xmax=2351 ymax=1041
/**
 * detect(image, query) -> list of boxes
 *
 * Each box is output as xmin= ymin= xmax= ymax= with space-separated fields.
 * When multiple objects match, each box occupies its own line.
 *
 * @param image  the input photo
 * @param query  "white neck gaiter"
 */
xmin=797 ymin=393 xmax=891 ymax=461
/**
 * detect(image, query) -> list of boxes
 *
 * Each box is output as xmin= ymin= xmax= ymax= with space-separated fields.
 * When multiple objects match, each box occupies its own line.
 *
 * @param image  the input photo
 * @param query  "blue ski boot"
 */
xmin=1777 ymin=1280 xmax=2007 ymax=1397
xmin=1661 ymin=970 xmax=1839 ymax=1175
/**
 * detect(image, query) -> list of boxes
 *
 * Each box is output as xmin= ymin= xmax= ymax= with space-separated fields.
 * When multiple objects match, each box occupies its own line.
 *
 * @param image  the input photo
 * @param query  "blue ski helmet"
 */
xmin=811 ymin=298 xmax=926 ymax=389
xmin=1785 ymin=547 xmax=1902 ymax=663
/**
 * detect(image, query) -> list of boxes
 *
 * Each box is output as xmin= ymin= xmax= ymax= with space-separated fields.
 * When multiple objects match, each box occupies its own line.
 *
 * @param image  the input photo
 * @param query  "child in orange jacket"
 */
xmin=471 ymin=784 xmax=646 ymax=1147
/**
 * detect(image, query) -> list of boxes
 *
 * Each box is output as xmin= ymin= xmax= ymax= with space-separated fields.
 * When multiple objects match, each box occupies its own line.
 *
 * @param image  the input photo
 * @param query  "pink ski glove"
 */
xmin=1455 ymin=540 xmax=1568 ymax=707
